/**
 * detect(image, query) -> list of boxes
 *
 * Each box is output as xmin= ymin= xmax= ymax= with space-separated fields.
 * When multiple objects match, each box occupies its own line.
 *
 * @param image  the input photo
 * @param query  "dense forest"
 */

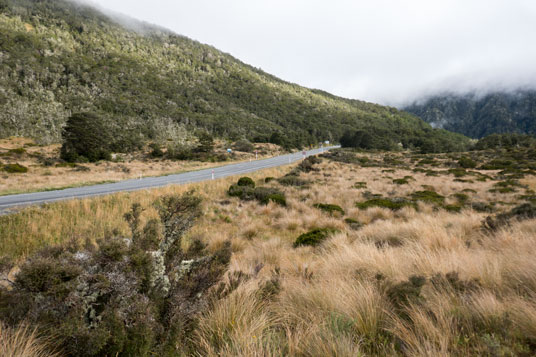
xmin=0 ymin=0 xmax=468 ymax=151
xmin=405 ymin=90 xmax=536 ymax=139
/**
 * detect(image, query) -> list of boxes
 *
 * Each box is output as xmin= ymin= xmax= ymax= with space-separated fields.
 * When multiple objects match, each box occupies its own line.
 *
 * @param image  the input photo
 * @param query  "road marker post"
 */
xmin=211 ymin=169 xmax=215 ymax=180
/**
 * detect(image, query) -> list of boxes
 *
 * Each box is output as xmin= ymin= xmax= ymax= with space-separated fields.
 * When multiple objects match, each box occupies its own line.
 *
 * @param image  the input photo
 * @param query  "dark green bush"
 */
xmin=356 ymin=198 xmax=416 ymax=211
xmin=3 ymin=163 xmax=28 ymax=173
xmin=253 ymin=187 xmax=286 ymax=206
xmin=410 ymin=190 xmax=445 ymax=205
xmin=483 ymin=203 xmax=536 ymax=232
xmin=354 ymin=182 xmax=367 ymax=189
xmin=7 ymin=147 xmax=25 ymax=155
xmin=293 ymin=228 xmax=338 ymax=248
xmin=149 ymin=143 xmax=164 ymax=158
xmin=277 ymin=175 xmax=308 ymax=187
xmin=60 ymin=112 xmax=112 ymax=162
xmin=237 ymin=177 xmax=255 ymax=187
xmin=393 ymin=178 xmax=409 ymax=185
xmin=264 ymin=177 xmax=275 ymax=183
xmin=313 ymin=203 xmax=345 ymax=216
xmin=458 ymin=156 xmax=477 ymax=169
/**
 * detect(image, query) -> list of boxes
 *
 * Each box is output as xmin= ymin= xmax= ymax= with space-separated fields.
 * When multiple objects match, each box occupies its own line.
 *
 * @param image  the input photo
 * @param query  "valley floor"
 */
xmin=1 ymin=148 xmax=536 ymax=356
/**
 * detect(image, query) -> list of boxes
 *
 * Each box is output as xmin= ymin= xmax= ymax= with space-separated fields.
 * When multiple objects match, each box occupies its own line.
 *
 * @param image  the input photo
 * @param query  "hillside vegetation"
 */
xmin=0 ymin=0 xmax=467 ymax=151
xmin=405 ymin=90 xmax=536 ymax=138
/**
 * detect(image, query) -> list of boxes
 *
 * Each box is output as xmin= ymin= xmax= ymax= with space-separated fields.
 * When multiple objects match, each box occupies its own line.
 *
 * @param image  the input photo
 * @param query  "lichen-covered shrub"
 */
xmin=293 ymin=228 xmax=338 ymax=248
xmin=313 ymin=203 xmax=345 ymax=216
xmin=0 ymin=192 xmax=232 ymax=356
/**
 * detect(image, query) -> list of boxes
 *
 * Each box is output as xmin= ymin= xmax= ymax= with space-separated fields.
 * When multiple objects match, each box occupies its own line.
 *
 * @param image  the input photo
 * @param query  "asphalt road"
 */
xmin=0 ymin=146 xmax=339 ymax=214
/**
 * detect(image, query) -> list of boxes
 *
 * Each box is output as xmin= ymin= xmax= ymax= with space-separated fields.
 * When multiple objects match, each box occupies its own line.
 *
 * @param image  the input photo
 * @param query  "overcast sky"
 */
xmin=87 ymin=0 xmax=536 ymax=106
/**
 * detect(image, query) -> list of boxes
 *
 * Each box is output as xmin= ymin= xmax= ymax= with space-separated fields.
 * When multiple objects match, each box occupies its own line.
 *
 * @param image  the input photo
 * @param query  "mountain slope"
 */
xmin=404 ymin=90 xmax=536 ymax=139
xmin=0 ymin=0 xmax=468 ymax=151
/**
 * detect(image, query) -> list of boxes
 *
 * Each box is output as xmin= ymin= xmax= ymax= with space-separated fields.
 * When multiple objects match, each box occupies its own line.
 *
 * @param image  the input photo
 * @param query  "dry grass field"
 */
xmin=1 ymin=148 xmax=536 ymax=356
xmin=0 ymin=137 xmax=283 ymax=196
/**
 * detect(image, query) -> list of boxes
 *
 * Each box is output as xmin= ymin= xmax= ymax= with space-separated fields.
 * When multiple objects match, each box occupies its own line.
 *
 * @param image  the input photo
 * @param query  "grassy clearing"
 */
xmin=0 ymin=137 xmax=283 ymax=196
xmin=1 ymin=149 xmax=536 ymax=355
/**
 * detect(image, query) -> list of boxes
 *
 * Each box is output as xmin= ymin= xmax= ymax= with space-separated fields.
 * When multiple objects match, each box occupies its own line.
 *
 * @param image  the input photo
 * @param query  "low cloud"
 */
xmin=78 ymin=0 xmax=536 ymax=106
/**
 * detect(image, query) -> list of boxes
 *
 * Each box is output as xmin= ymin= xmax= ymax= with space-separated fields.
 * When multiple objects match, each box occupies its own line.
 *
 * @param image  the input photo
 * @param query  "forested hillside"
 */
xmin=405 ymin=90 xmax=536 ymax=139
xmin=0 ymin=0 xmax=468 ymax=151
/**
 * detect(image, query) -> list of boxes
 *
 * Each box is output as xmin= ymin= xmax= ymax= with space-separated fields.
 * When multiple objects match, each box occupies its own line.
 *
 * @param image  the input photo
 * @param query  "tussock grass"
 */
xmin=2 ymin=151 xmax=536 ymax=355
xmin=0 ymin=323 xmax=59 ymax=357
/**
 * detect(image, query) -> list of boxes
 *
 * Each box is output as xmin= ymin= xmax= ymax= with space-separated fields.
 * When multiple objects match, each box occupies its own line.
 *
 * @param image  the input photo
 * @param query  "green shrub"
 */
xmin=149 ymin=143 xmax=164 ymax=158
xmin=313 ymin=203 xmax=345 ymax=216
xmin=3 ymin=163 xmax=28 ymax=173
xmin=356 ymin=198 xmax=415 ymax=211
xmin=458 ymin=156 xmax=477 ymax=169
xmin=7 ymin=148 xmax=25 ymax=155
xmin=293 ymin=228 xmax=338 ymax=248
xmin=277 ymin=175 xmax=308 ymax=187
xmin=264 ymin=177 xmax=275 ymax=183
xmin=253 ymin=187 xmax=286 ymax=206
xmin=354 ymin=182 xmax=367 ymax=189
xmin=237 ymin=177 xmax=255 ymax=187
xmin=393 ymin=178 xmax=409 ymax=185
xmin=410 ymin=190 xmax=445 ymax=205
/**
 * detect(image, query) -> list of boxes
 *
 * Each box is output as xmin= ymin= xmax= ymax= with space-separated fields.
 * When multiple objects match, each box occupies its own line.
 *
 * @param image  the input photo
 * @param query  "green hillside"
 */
xmin=0 ymin=0 xmax=468 ymax=151
xmin=405 ymin=90 xmax=536 ymax=139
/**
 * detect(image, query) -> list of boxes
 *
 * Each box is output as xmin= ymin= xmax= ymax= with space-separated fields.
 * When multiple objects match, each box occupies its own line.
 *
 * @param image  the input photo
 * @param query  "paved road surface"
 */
xmin=0 ymin=146 xmax=339 ymax=214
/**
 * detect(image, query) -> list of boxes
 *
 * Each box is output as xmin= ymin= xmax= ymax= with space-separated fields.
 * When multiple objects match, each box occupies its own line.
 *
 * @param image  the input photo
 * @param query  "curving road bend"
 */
xmin=0 ymin=146 xmax=339 ymax=214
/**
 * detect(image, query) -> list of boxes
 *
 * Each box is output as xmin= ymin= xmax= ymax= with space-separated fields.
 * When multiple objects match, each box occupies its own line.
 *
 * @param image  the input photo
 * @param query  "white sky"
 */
xmin=87 ymin=0 xmax=536 ymax=105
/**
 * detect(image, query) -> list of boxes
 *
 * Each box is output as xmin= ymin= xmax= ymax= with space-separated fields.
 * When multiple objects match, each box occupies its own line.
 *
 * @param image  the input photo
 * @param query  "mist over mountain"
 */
xmin=0 ymin=0 xmax=467 ymax=152
xmin=404 ymin=89 xmax=536 ymax=139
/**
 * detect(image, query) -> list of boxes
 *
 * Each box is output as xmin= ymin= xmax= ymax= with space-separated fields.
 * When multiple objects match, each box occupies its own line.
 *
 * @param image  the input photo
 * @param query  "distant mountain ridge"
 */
xmin=0 ymin=0 xmax=467 ymax=151
xmin=404 ymin=90 xmax=536 ymax=139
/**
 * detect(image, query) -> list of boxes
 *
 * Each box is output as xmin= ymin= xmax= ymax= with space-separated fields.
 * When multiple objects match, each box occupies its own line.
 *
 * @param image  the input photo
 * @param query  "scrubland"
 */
xmin=1 ymin=148 xmax=536 ymax=356
xmin=0 ymin=137 xmax=282 ymax=196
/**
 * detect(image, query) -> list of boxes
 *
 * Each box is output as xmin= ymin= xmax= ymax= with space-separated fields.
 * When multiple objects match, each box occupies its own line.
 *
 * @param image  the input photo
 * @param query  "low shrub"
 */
xmin=293 ymin=228 xmax=338 ymax=248
xmin=482 ymin=203 xmax=536 ymax=232
xmin=410 ymin=190 xmax=445 ymax=205
xmin=237 ymin=177 xmax=255 ymax=188
xmin=253 ymin=187 xmax=286 ymax=206
xmin=344 ymin=218 xmax=363 ymax=230
xmin=277 ymin=175 xmax=308 ymax=187
xmin=356 ymin=198 xmax=416 ymax=211
xmin=386 ymin=275 xmax=426 ymax=312
xmin=3 ymin=163 xmax=28 ymax=173
xmin=354 ymin=182 xmax=367 ymax=189
xmin=313 ymin=203 xmax=345 ymax=216
xmin=7 ymin=148 xmax=26 ymax=155
xmin=393 ymin=178 xmax=409 ymax=185
xmin=458 ymin=156 xmax=477 ymax=169
xmin=264 ymin=177 xmax=275 ymax=183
